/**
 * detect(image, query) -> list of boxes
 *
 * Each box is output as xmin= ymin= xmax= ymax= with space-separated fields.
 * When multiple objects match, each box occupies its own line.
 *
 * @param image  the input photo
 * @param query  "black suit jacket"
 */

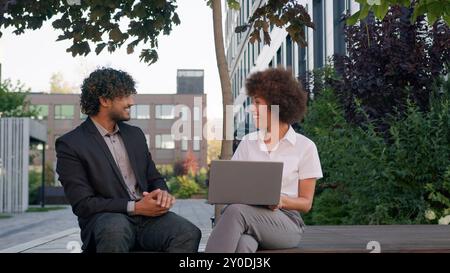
xmin=55 ymin=117 xmax=168 ymax=250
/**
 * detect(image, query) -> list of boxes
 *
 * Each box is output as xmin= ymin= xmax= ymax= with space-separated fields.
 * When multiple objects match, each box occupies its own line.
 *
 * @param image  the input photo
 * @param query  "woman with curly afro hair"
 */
xmin=206 ymin=67 xmax=323 ymax=253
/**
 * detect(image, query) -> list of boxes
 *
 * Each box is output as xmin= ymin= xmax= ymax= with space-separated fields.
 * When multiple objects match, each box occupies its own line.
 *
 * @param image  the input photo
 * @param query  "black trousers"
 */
xmin=89 ymin=211 xmax=201 ymax=253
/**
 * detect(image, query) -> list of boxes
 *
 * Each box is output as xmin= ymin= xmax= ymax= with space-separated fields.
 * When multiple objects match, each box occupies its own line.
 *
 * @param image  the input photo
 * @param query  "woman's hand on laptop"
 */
xmin=268 ymin=195 xmax=286 ymax=211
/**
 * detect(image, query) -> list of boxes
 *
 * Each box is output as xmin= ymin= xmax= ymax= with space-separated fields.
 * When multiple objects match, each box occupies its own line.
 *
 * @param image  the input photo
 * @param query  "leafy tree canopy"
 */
xmin=348 ymin=0 xmax=450 ymax=26
xmin=0 ymin=0 xmax=180 ymax=64
xmin=0 ymin=80 xmax=38 ymax=118
xmin=227 ymin=0 xmax=314 ymax=47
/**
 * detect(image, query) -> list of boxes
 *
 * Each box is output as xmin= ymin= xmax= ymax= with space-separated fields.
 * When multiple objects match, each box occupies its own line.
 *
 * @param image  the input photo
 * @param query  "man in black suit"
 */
xmin=56 ymin=68 xmax=201 ymax=253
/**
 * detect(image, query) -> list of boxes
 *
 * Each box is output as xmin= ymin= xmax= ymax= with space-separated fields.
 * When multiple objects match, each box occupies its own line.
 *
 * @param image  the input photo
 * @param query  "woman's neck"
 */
xmin=264 ymin=122 xmax=289 ymax=143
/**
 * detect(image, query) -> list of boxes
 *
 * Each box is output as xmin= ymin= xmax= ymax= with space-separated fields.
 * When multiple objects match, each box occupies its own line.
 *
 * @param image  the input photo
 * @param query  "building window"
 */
xmin=181 ymin=136 xmax=188 ymax=151
xmin=244 ymin=50 xmax=247 ymax=78
xmin=232 ymin=74 xmax=236 ymax=99
xmin=32 ymin=105 xmax=48 ymax=120
xmin=155 ymin=105 xmax=175 ymax=119
xmin=334 ymin=0 xmax=347 ymax=56
xmin=131 ymin=105 xmax=150 ymax=119
xmin=241 ymin=2 xmax=245 ymax=24
xmin=251 ymin=43 xmax=255 ymax=66
xmin=155 ymin=134 xmax=175 ymax=149
xmin=313 ymin=0 xmax=325 ymax=68
xmin=145 ymin=134 xmax=150 ymax=149
xmin=245 ymin=97 xmax=252 ymax=134
xmin=286 ymin=35 xmax=293 ymax=68
xmin=180 ymin=106 xmax=190 ymax=121
xmin=298 ymin=28 xmax=308 ymax=77
xmin=235 ymin=73 xmax=237 ymax=99
xmin=54 ymin=105 xmax=74 ymax=120
xmin=255 ymin=40 xmax=259 ymax=60
xmin=247 ymin=43 xmax=251 ymax=72
xmin=236 ymin=71 xmax=239 ymax=98
xmin=276 ymin=46 xmax=282 ymax=66
xmin=193 ymin=137 xmax=200 ymax=151
xmin=80 ymin=111 xmax=87 ymax=120
xmin=257 ymin=39 xmax=260 ymax=55
xmin=193 ymin=107 xmax=201 ymax=121
xmin=246 ymin=0 xmax=250 ymax=18
xmin=240 ymin=59 xmax=244 ymax=90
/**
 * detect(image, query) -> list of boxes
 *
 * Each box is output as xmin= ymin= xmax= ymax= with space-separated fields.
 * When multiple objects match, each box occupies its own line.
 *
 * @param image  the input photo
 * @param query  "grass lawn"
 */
xmin=0 ymin=214 xmax=13 ymax=219
xmin=26 ymin=206 xmax=66 ymax=213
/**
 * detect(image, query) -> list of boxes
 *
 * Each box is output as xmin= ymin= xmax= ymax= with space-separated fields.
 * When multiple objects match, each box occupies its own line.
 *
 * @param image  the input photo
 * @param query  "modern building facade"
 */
xmin=0 ymin=118 xmax=47 ymax=213
xmin=27 ymin=69 xmax=208 ymax=183
xmin=224 ymin=0 xmax=360 ymax=137
xmin=177 ymin=69 xmax=205 ymax=95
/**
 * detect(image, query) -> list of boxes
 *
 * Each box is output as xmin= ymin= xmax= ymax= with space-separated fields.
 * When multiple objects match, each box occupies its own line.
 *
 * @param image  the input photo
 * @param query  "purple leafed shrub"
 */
xmin=329 ymin=6 xmax=449 ymax=132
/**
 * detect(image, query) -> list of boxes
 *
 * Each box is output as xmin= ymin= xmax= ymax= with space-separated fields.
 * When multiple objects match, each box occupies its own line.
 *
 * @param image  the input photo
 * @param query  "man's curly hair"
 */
xmin=245 ymin=67 xmax=308 ymax=124
xmin=80 ymin=68 xmax=137 ymax=116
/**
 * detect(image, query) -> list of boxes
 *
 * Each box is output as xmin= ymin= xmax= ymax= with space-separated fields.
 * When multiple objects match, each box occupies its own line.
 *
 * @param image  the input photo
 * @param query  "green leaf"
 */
xmin=95 ymin=43 xmax=107 ymax=55
xmin=109 ymin=27 xmax=123 ymax=42
xmin=373 ymin=1 xmax=389 ymax=20
xmin=427 ymin=1 xmax=444 ymax=24
xmin=56 ymin=33 xmax=71 ymax=41
xmin=172 ymin=13 xmax=180 ymax=25
xmin=132 ymin=2 xmax=147 ymax=18
xmin=139 ymin=49 xmax=158 ymax=65
xmin=444 ymin=15 xmax=450 ymax=26
xmin=52 ymin=18 xmax=71 ymax=29
xmin=359 ymin=3 xmax=371 ymax=21
xmin=347 ymin=11 xmax=361 ymax=25
xmin=427 ymin=12 xmax=438 ymax=25
xmin=90 ymin=6 xmax=105 ymax=20
xmin=235 ymin=25 xmax=248 ymax=33
xmin=249 ymin=31 xmax=259 ymax=44
xmin=127 ymin=39 xmax=140 ymax=54
xmin=227 ymin=0 xmax=240 ymax=10
xmin=412 ymin=2 xmax=428 ymax=23
xmin=263 ymin=30 xmax=271 ymax=45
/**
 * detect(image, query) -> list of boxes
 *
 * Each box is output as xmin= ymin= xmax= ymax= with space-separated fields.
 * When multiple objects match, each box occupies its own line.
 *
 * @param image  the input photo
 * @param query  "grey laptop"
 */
xmin=208 ymin=160 xmax=284 ymax=205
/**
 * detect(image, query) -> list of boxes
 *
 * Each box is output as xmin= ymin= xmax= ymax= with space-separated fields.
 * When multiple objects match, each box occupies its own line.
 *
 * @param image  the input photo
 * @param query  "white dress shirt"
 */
xmin=232 ymin=126 xmax=323 ymax=198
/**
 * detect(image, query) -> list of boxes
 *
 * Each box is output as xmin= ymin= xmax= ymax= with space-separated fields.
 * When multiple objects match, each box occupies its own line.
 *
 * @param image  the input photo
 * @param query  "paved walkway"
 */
xmin=0 ymin=205 xmax=78 ymax=250
xmin=0 ymin=199 xmax=214 ymax=253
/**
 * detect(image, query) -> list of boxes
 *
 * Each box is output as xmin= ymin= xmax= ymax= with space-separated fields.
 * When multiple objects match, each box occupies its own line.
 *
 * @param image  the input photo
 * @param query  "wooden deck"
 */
xmin=2 ymin=200 xmax=449 ymax=253
xmin=2 ymin=225 xmax=449 ymax=253
xmin=258 ymin=225 xmax=450 ymax=253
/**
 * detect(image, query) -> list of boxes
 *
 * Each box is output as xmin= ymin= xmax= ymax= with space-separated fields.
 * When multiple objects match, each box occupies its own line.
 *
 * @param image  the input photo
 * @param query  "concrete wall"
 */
xmin=0 ymin=118 xmax=30 ymax=213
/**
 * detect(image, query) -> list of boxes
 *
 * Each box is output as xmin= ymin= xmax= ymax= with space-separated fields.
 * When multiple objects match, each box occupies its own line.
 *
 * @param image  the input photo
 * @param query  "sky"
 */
xmin=0 ymin=0 xmax=223 ymax=119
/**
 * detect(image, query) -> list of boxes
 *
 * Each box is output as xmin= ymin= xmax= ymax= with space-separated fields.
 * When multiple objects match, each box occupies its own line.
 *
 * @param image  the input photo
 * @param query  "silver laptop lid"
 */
xmin=208 ymin=160 xmax=284 ymax=205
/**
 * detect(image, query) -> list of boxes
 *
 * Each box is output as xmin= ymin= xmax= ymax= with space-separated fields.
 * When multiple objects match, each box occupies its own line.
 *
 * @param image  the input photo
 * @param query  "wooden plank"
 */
xmin=258 ymin=225 xmax=450 ymax=253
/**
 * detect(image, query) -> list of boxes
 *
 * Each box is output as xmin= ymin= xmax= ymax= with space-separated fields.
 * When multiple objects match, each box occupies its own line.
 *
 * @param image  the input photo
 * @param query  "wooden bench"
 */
xmin=256 ymin=225 xmax=450 ymax=253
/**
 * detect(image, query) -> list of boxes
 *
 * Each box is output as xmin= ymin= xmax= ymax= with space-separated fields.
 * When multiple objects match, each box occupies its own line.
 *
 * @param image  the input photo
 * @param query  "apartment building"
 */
xmin=225 ymin=0 xmax=360 ymax=137
xmin=27 ymin=69 xmax=208 ymax=173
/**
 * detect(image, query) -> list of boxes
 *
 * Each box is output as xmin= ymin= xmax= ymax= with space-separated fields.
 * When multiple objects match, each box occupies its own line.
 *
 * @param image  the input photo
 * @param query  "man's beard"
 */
xmin=109 ymin=109 xmax=130 ymax=122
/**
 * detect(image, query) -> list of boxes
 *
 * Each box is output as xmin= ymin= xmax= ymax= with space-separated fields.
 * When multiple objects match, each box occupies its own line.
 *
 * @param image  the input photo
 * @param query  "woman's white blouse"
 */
xmin=231 ymin=126 xmax=323 ymax=198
